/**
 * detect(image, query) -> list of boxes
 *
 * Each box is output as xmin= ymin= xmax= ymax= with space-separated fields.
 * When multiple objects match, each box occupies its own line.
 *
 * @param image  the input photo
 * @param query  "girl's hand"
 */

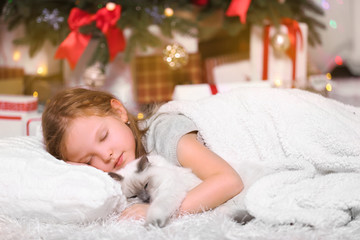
xmin=120 ymin=203 xmax=150 ymax=220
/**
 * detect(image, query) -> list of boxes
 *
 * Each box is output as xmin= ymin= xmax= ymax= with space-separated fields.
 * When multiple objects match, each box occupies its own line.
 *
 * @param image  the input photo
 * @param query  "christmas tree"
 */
xmin=0 ymin=0 xmax=325 ymax=68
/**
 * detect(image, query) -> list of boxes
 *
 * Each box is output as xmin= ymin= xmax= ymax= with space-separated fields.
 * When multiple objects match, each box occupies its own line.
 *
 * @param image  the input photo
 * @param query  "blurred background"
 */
xmin=0 ymin=0 xmax=359 ymax=137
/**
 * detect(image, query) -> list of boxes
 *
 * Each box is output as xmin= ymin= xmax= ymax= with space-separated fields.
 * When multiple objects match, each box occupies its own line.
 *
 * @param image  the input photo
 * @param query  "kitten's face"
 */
xmin=109 ymin=156 xmax=154 ymax=203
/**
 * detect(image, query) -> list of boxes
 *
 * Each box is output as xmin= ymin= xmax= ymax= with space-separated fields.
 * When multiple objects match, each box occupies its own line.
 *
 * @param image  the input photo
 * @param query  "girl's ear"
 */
xmin=110 ymin=99 xmax=128 ymax=123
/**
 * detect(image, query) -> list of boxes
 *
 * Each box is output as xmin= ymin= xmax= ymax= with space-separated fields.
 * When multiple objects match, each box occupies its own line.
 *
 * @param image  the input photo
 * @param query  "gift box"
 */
xmin=204 ymin=53 xmax=245 ymax=85
xmin=0 ymin=67 xmax=24 ymax=95
xmin=134 ymin=53 xmax=203 ymax=104
xmin=0 ymin=95 xmax=41 ymax=138
xmin=250 ymin=21 xmax=308 ymax=88
xmin=172 ymin=82 xmax=271 ymax=101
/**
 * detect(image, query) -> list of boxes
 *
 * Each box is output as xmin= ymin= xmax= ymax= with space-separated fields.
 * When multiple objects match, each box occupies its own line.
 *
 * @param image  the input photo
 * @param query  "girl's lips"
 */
xmin=115 ymin=153 xmax=124 ymax=169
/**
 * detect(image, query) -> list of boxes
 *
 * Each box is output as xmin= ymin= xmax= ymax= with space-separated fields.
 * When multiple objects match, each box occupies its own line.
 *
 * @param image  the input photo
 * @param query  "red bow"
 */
xmin=55 ymin=5 xmax=125 ymax=69
xmin=281 ymin=18 xmax=303 ymax=69
xmin=225 ymin=0 xmax=252 ymax=24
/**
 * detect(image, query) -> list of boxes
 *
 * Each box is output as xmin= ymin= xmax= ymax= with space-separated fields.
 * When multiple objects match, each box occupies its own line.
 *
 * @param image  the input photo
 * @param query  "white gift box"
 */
xmin=0 ymin=95 xmax=41 ymax=138
xmin=250 ymin=22 xmax=308 ymax=88
xmin=172 ymin=82 xmax=271 ymax=101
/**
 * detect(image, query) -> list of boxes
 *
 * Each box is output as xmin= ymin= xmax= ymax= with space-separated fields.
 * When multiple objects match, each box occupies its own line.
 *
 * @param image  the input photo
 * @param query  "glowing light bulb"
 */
xmin=13 ymin=50 xmax=21 ymax=61
xmin=33 ymin=91 xmax=39 ymax=98
xmin=164 ymin=7 xmax=174 ymax=17
xmin=326 ymin=83 xmax=332 ymax=92
xmin=137 ymin=112 xmax=144 ymax=120
xmin=106 ymin=2 xmax=116 ymax=11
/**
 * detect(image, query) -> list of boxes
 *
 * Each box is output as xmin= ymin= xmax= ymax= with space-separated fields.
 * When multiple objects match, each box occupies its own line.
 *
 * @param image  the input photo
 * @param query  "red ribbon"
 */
xmin=262 ymin=18 xmax=303 ymax=88
xmin=55 ymin=5 xmax=125 ymax=69
xmin=225 ymin=0 xmax=252 ymax=24
xmin=209 ymin=84 xmax=218 ymax=95
xmin=0 ymin=100 xmax=37 ymax=112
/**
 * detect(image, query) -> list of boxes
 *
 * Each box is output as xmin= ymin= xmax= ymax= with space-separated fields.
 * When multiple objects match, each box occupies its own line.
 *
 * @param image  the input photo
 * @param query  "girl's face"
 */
xmin=63 ymin=100 xmax=136 ymax=172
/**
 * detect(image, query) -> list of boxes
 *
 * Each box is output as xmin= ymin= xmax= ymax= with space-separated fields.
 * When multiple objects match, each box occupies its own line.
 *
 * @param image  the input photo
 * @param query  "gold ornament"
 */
xmin=164 ymin=7 xmax=174 ymax=17
xmin=82 ymin=62 xmax=106 ymax=87
xmin=163 ymin=43 xmax=189 ymax=70
xmin=271 ymin=31 xmax=290 ymax=54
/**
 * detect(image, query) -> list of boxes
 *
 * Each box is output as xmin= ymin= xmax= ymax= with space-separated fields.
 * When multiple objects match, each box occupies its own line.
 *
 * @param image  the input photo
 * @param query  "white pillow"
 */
xmin=0 ymin=136 xmax=125 ymax=223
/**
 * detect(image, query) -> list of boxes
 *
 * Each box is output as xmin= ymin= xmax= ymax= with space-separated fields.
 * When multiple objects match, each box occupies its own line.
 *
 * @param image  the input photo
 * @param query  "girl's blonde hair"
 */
xmin=42 ymin=87 xmax=147 ymax=161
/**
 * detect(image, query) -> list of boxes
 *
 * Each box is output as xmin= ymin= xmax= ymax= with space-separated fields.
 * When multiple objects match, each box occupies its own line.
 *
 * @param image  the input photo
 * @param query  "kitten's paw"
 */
xmin=232 ymin=209 xmax=254 ymax=225
xmin=146 ymin=217 xmax=168 ymax=228
xmin=146 ymin=207 xmax=170 ymax=227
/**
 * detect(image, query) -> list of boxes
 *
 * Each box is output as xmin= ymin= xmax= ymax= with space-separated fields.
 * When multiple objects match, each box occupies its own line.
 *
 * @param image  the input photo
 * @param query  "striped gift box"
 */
xmin=134 ymin=53 xmax=203 ymax=104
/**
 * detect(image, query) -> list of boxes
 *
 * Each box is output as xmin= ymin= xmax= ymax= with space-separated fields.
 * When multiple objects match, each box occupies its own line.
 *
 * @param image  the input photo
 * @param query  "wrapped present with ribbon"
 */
xmin=250 ymin=19 xmax=308 ymax=88
xmin=55 ymin=3 xmax=125 ymax=69
xmin=0 ymin=94 xmax=41 ymax=138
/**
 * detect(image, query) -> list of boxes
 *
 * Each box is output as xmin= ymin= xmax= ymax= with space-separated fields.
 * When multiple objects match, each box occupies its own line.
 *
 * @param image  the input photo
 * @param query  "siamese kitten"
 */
xmin=109 ymin=155 xmax=253 ymax=227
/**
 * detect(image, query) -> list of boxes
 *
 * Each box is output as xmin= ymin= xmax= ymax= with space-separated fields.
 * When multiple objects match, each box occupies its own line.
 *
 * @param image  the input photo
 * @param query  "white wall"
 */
xmin=308 ymin=0 xmax=360 ymax=75
xmin=0 ymin=22 xmax=60 ymax=76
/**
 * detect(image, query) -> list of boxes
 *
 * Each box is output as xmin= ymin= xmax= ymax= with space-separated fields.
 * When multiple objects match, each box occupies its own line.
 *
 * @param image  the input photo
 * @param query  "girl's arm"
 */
xmin=177 ymin=132 xmax=244 ymax=214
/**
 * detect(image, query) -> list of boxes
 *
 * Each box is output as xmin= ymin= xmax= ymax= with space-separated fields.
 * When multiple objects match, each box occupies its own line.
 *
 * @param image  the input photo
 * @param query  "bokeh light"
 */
xmin=37 ymin=65 xmax=47 ymax=76
xmin=325 ymin=83 xmax=332 ymax=92
xmin=322 ymin=0 xmax=330 ymax=9
xmin=326 ymin=73 xmax=332 ymax=80
xmin=164 ymin=7 xmax=174 ymax=17
xmin=12 ymin=50 xmax=21 ymax=61
xmin=106 ymin=2 xmax=116 ymax=11
xmin=329 ymin=20 xmax=337 ymax=29
xmin=137 ymin=112 xmax=144 ymax=120
xmin=274 ymin=79 xmax=282 ymax=87
xmin=335 ymin=56 xmax=343 ymax=65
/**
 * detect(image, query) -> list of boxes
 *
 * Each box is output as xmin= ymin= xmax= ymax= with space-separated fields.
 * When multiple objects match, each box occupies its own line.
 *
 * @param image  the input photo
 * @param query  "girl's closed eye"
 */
xmin=100 ymin=130 xmax=108 ymax=142
xmin=87 ymin=155 xmax=93 ymax=165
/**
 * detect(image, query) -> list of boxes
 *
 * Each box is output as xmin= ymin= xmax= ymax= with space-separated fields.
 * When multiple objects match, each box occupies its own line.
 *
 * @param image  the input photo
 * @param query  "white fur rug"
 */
xmin=1 ymin=211 xmax=360 ymax=240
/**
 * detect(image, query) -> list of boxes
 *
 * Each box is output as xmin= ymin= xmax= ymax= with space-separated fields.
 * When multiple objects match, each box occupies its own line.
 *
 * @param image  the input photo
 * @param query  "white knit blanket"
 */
xmin=2 ymin=87 xmax=360 ymax=239
xmin=159 ymin=87 xmax=360 ymax=228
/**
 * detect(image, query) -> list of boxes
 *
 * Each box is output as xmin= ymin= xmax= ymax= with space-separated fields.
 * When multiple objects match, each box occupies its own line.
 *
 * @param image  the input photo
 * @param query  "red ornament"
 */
xmin=55 ymin=4 xmax=125 ymax=69
xmin=226 ymin=0 xmax=252 ymax=24
xmin=191 ymin=0 xmax=209 ymax=6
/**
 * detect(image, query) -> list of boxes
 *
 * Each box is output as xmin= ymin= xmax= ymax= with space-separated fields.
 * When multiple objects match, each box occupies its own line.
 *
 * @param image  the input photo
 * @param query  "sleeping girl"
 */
xmin=42 ymin=86 xmax=360 ymax=228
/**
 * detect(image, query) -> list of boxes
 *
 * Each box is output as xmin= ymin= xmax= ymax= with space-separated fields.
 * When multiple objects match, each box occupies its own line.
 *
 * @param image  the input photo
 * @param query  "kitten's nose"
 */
xmin=138 ymin=191 xmax=151 ymax=203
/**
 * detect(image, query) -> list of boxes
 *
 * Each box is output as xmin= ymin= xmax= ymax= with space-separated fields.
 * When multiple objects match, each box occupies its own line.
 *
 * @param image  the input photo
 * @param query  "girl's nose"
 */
xmin=103 ymin=152 xmax=113 ymax=163
xmin=98 ymin=148 xmax=112 ymax=163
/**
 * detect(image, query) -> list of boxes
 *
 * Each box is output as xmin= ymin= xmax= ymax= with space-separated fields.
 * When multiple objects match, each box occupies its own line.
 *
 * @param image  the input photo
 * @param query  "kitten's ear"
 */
xmin=108 ymin=172 xmax=123 ymax=181
xmin=137 ymin=155 xmax=150 ymax=173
